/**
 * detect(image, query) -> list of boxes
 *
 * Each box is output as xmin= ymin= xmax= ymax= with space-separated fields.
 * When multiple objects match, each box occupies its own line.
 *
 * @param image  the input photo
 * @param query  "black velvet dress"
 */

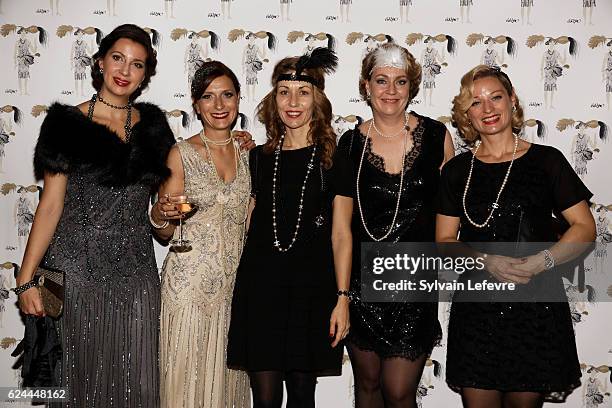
xmin=227 ymin=145 xmax=353 ymax=375
xmin=338 ymin=113 xmax=445 ymax=359
xmin=437 ymin=143 xmax=590 ymax=399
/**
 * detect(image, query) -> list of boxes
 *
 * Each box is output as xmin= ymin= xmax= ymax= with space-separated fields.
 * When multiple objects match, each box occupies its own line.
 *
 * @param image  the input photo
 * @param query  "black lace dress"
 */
xmin=337 ymin=113 xmax=445 ymax=359
xmin=33 ymin=103 xmax=174 ymax=407
xmin=227 ymin=145 xmax=353 ymax=375
xmin=437 ymin=143 xmax=591 ymax=399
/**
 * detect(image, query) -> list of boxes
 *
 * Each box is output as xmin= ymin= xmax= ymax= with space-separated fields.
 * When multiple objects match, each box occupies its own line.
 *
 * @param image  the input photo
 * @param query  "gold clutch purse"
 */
xmin=34 ymin=266 xmax=65 ymax=319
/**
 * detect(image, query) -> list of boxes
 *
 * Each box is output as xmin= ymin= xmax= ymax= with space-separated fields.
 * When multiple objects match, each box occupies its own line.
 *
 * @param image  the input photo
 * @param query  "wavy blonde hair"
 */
xmin=257 ymin=57 xmax=336 ymax=169
xmin=451 ymin=65 xmax=524 ymax=144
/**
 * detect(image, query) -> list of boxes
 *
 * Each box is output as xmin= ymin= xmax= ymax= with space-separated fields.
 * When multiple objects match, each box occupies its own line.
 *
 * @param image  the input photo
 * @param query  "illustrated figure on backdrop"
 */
xmin=171 ymin=28 xmax=219 ymax=86
xmin=522 ymin=118 xmax=547 ymax=142
xmin=57 ymin=26 xmax=104 ymax=96
xmin=332 ymin=114 xmax=362 ymax=141
xmin=220 ymin=0 xmax=232 ymax=20
xmin=49 ymin=0 xmax=61 ymax=15
xmin=228 ymin=29 xmax=277 ymax=102
xmin=164 ymin=0 xmax=176 ymax=18
xmin=592 ymin=204 xmax=612 ymax=274
xmin=406 ymin=33 xmax=457 ymax=106
xmin=520 ymin=0 xmax=534 ymax=25
xmin=287 ymin=31 xmax=336 ymax=54
xmin=107 ymin=0 xmax=118 ymax=16
xmin=466 ymin=34 xmax=516 ymax=69
xmin=228 ymin=47 xmax=353 ymax=407
xmin=557 ymin=118 xmax=608 ymax=179
xmin=1 ymin=25 xmax=48 ymax=95
xmin=0 ymin=265 xmax=14 ymax=328
xmin=583 ymin=368 xmax=607 ymax=407
xmin=399 ymin=0 xmax=412 ymax=23
xmin=346 ymin=33 xmax=395 ymax=61
xmin=143 ymin=27 xmax=162 ymax=50
xmin=279 ymin=0 xmax=292 ymax=21
xmin=459 ymin=0 xmax=473 ymax=23
xmin=339 ymin=43 xmax=454 ymax=408
xmin=527 ymin=35 xmax=578 ymax=109
xmin=151 ymin=61 xmax=251 ymax=408
xmin=587 ymin=36 xmax=612 ymax=110
xmin=164 ymin=108 xmax=191 ymax=139
xmin=437 ymin=64 xmax=595 ymax=407
xmin=582 ymin=0 xmax=596 ymax=25
xmin=13 ymin=186 xmax=39 ymax=251
xmin=13 ymin=24 xmax=174 ymax=407
xmin=339 ymin=0 xmax=352 ymax=22
xmin=0 ymin=105 xmax=21 ymax=172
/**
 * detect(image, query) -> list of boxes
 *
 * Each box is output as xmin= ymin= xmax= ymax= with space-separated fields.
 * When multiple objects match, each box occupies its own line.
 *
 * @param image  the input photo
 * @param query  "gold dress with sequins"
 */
xmin=160 ymin=140 xmax=251 ymax=408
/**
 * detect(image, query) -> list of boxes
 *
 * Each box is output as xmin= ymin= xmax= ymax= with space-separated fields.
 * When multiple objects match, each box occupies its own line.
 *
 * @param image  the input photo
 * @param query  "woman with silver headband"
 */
xmin=227 ymin=48 xmax=353 ymax=407
xmin=337 ymin=43 xmax=454 ymax=407
xmin=436 ymin=65 xmax=595 ymax=407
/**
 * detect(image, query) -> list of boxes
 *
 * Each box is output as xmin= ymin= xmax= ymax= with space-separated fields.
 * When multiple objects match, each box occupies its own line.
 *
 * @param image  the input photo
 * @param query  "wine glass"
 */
xmin=169 ymin=196 xmax=197 ymax=252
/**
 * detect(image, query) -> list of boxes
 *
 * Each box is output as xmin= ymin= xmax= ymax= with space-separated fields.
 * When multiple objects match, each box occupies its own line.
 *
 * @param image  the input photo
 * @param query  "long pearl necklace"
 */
xmin=462 ymin=134 xmax=519 ymax=228
xmin=199 ymin=128 xmax=233 ymax=146
xmin=356 ymin=121 xmax=408 ymax=242
xmin=272 ymin=134 xmax=318 ymax=252
xmin=372 ymin=112 xmax=409 ymax=139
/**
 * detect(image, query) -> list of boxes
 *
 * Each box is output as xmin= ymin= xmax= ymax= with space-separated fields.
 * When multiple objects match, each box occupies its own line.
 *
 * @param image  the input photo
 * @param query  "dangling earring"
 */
xmin=512 ymin=105 xmax=516 ymax=113
xmin=100 ymin=67 xmax=104 ymax=74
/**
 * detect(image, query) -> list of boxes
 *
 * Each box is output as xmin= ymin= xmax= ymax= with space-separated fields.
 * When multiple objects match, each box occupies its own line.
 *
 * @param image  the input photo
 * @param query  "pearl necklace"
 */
xmin=462 ymin=134 xmax=519 ymax=228
xmin=272 ymin=134 xmax=318 ymax=252
xmin=199 ymin=129 xmax=233 ymax=146
xmin=199 ymin=130 xmax=238 ymax=184
xmin=371 ymin=112 xmax=410 ymax=139
xmin=356 ymin=121 xmax=408 ymax=242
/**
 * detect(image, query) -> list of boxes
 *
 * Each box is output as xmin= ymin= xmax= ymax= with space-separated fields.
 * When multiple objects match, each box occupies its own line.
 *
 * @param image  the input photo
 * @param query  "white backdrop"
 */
xmin=0 ymin=0 xmax=611 ymax=407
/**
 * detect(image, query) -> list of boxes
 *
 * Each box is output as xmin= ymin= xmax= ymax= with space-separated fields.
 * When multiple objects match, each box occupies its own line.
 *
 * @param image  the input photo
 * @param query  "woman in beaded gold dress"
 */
xmin=150 ymin=62 xmax=251 ymax=408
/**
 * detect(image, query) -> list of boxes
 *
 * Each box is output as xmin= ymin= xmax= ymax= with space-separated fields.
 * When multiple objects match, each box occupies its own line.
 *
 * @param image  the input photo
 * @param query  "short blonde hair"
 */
xmin=359 ymin=43 xmax=421 ymax=106
xmin=451 ymin=65 xmax=524 ymax=144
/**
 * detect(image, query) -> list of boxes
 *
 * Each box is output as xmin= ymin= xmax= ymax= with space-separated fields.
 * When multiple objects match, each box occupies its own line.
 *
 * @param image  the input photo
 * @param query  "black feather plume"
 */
xmin=295 ymin=47 xmax=338 ymax=76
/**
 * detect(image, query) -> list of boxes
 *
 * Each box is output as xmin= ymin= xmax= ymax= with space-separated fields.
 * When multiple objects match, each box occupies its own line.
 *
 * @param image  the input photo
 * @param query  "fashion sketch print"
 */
xmin=1 ymin=184 xmax=41 ymax=251
xmin=591 ymin=204 xmax=612 ymax=275
xmin=406 ymin=33 xmax=457 ymax=106
xmin=228 ymin=29 xmax=277 ymax=102
xmin=564 ymin=277 xmax=595 ymax=325
xmin=437 ymin=116 xmax=469 ymax=153
xmin=0 ymin=105 xmax=22 ymax=173
xmin=416 ymin=359 xmax=442 ymax=408
xmin=526 ymin=35 xmax=578 ymax=109
xmin=557 ymin=118 xmax=608 ymax=179
xmin=346 ymin=32 xmax=394 ymax=60
xmin=171 ymin=28 xmax=219 ymax=87
xmin=332 ymin=114 xmax=362 ymax=141
xmin=0 ymin=263 xmax=17 ymax=328
xmin=279 ymin=0 xmax=293 ymax=22
xmin=581 ymin=364 xmax=611 ymax=407
xmin=164 ymin=108 xmax=191 ymax=140
xmin=143 ymin=27 xmax=162 ymax=50
xmin=466 ymin=33 xmax=517 ymax=69
xmin=339 ymin=0 xmax=352 ymax=23
xmin=588 ymin=36 xmax=612 ymax=110
xmin=459 ymin=0 xmax=473 ymax=23
xmin=1 ymin=24 xmax=48 ymax=96
xmin=582 ymin=0 xmax=596 ymax=25
xmin=522 ymin=118 xmax=547 ymax=142
xmin=48 ymin=0 xmax=61 ymax=15
xmin=220 ymin=0 xmax=233 ymax=20
xmin=399 ymin=0 xmax=412 ymax=23
xmin=287 ymin=31 xmax=335 ymax=54
xmin=30 ymin=104 xmax=48 ymax=119
xmin=164 ymin=0 xmax=176 ymax=19
xmin=520 ymin=0 xmax=534 ymax=25
xmin=56 ymin=26 xmax=103 ymax=96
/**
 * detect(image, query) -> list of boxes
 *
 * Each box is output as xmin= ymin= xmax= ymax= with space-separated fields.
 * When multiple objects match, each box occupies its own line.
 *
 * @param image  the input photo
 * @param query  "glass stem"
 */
xmin=178 ymin=216 xmax=183 ymax=242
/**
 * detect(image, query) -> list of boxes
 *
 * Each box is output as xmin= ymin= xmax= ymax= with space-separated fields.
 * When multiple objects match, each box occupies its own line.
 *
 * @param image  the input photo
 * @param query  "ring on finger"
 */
xmin=163 ymin=210 xmax=168 ymax=217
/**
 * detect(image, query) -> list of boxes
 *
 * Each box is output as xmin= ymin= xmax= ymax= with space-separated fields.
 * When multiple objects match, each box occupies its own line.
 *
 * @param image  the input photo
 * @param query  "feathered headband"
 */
xmin=276 ymin=47 xmax=338 ymax=89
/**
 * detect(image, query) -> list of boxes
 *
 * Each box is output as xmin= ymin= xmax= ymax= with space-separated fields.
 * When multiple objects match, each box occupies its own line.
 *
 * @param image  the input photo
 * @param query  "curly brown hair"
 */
xmin=359 ymin=43 xmax=421 ymax=107
xmin=257 ymin=57 xmax=336 ymax=169
xmin=451 ymin=65 xmax=524 ymax=144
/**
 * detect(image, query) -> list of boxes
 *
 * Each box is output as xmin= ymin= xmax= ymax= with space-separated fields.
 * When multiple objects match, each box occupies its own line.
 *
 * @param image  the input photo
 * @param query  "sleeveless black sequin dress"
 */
xmin=437 ymin=144 xmax=590 ymax=399
xmin=338 ymin=113 xmax=445 ymax=359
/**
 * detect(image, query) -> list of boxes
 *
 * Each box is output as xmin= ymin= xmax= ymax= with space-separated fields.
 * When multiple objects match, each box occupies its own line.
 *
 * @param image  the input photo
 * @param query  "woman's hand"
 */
xmin=232 ymin=130 xmax=256 ymax=151
xmin=18 ymin=287 xmax=44 ymax=317
xmin=329 ymin=297 xmax=350 ymax=348
xmin=151 ymin=194 xmax=186 ymax=222
xmin=483 ymin=254 xmax=532 ymax=284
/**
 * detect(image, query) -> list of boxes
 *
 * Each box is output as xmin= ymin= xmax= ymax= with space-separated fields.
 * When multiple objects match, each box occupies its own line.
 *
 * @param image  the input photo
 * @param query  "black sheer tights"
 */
xmin=347 ymin=343 xmax=427 ymax=408
xmin=461 ymin=388 xmax=544 ymax=408
xmin=249 ymin=370 xmax=316 ymax=408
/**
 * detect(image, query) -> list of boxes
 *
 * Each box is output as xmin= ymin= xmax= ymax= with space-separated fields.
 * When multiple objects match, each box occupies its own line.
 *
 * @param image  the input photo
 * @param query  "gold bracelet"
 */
xmin=148 ymin=210 xmax=169 ymax=229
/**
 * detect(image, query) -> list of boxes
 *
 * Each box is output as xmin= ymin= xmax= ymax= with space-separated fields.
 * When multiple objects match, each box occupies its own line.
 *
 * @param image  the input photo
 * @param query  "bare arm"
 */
xmin=440 ymin=130 xmax=455 ymax=169
xmin=151 ymin=145 xmax=184 ymax=241
xmin=245 ymin=197 xmax=255 ymax=231
xmin=329 ymin=195 xmax=353 ymax=347
xmin=17 ymin=172 xmax=67 ymax=315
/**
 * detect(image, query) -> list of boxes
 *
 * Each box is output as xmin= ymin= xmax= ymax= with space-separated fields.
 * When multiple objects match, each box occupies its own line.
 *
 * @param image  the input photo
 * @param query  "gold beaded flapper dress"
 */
xmin=160 ymin=140 xmax=251 ymax=408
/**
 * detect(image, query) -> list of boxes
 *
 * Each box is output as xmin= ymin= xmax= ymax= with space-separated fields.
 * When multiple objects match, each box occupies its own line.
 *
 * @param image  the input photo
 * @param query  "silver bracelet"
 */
xmin=541 ymin=249 xmax=555 ymax=270
xmin=148 ymin=209 xmax=169 ymax=229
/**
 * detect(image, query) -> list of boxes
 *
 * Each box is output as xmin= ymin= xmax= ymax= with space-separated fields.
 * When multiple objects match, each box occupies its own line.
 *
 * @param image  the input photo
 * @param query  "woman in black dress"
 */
xmin=14 ymin=24 xmax=174 ymax=406
xmin=338 ymin=43 xmax=454 ymax=407
xmin=436 ymin=65 xmax=596 ymax=407
xmin=227 ymin=48 xmax=353 ymax=407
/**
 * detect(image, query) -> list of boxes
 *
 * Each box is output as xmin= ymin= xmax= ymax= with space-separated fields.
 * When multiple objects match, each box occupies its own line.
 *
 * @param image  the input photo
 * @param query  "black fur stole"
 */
xmin=34 ymin=102 xmax=175 ymax=186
